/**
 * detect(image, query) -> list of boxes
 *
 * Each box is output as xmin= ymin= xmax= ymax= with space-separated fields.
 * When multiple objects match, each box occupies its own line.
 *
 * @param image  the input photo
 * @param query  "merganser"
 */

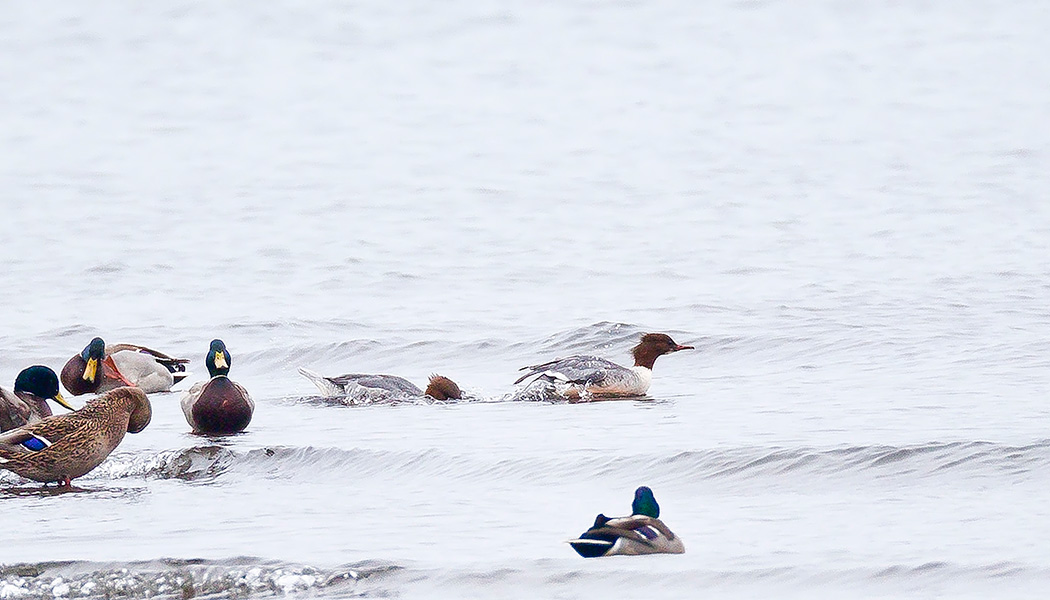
xmin=515 ymin=332 xmax=693 ymax=399
xmin=1 ymin=366 xmax=75 ymax=432
xmin=181 ymin=339 xmax=254 ymax=434
xmin=298 ymin=367 xmax=462 ymax=403
xmin=61 ymin=337 xmax=190 ymax=395
xmin=568 ymin=486 xmax=685 ymax=557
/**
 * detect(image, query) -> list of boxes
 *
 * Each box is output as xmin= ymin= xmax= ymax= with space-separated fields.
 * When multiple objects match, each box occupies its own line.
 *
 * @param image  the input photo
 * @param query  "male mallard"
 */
xmin=61 ymin=337 xmax=190 ymax=395
xmin=568 ymin=486 xmax=685 ymax=557
xmin=181 ymin=340 xmax=253 ymax=434
xmin=0 ymin=386 xmax=151 ymax=486
xmin=515 ymin=333 xmax=694 ymax=399
xmin=298 ymin=367 xmax=462 ymax=403
xmin=1 ymin=366 xmax=75 ymax=432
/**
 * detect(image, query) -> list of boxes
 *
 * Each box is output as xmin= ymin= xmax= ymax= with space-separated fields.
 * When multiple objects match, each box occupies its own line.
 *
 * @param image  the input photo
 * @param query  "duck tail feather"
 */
xmin=297 ymin=367 xmax=344 ymax=397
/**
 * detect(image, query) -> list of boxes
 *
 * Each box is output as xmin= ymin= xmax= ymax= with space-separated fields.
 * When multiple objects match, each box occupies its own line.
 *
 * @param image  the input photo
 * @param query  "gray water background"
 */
xmin=1 ymin=1 xmax=1049 ymax=598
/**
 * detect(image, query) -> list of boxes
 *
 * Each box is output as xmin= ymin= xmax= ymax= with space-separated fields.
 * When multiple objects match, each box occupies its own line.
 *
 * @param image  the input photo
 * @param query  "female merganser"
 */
xmin=61 ymin=337 xmax=190 ymax=395
xmin=515 ymin=333 xmax=693 ymax=399
xmin=298 ymin=368 xmax=462 ymax=403
xmin=181 ymin=340 xmax=254 ymax=434
xmin=568 ymin=486 xmax=685 ymax=557
xmin=1 ymin=366 xmax=75 ymax=432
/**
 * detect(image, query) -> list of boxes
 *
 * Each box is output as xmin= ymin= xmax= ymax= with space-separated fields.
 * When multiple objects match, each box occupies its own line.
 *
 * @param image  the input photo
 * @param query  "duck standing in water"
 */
xmin=61 ymin=337 xmax=190 ymax=395
xmin=1 ymin=366 xmax=75 ymax=432
xmin=0 ymin=386 xmax=151 ymax=487
xmin=181 ymin=340 xmax=253 ymax=434
xmin=568 ymin=486 xmax=685 ymax=557
xmin=298 ymin=367 xmax=462 ymax=403
xmin=515 ymin=333 xmax=694 ymax=399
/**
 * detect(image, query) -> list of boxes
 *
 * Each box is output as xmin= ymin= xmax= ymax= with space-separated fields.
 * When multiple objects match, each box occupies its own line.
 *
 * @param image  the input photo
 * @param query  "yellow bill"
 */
xmin=53 ymin=392 xmax=75 ymax=411
xmin=83 ymin=357 xmax=98 ymax=382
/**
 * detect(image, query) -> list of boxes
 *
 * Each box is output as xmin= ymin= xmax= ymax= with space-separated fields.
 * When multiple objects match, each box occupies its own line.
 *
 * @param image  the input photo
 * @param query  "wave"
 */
xmin=522 ymin=321 xmax=648 ymax=354
xmin=0 ymin=320 xmax=706 ymax=385
xmin=1 ymin=557 xmax=1047 ymax=600
xmin=292 ymin=390 xmax=488 ymax=407
xmin=237 ymin=318 xmax=876 ymax=383
xmin=0 ymin=318 xmax=885 ymax=381
xmin=0 ymin=558 xmax=398 ymax=600
xmin=50 ymin=439 xmax=1050 ymax=487
xmin=89 ymin=445 xmax=240 ymax=482
xmin=239 ymin=321 xmax=689 ymax=371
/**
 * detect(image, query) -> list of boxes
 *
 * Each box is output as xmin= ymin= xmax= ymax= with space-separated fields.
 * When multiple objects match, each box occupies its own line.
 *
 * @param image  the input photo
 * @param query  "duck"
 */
xmin=0 ymin=386 xmax=151 ymax=486
xmin=297 ymin=367 xmax=462 ymax=403
xmin=568 ymin=486 xmax=685 ymax=557
xmin=181 ymin=339 xmax=253 ymax=434
xmin=515 ymin=333 xmax=694 ymax=399
xmin=61 ymin=337 xmax=190 ymax=395
xmin=1 ymin=366 xmax=75 ymax=432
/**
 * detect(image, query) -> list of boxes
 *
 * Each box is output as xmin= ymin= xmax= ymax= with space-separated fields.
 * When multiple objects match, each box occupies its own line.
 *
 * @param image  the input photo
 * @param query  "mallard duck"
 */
xmin=298 ymin=367 xmax=462 ymax=403
xmin=1 ymin=366 xmax=75 ymax=432
xmin=568 ymin=486 xmax=685 ymax=557
xmin=181 ymin=339 xmax=253 ymax=434
xmin=515 ymin=333 xmax=693 ymax=399
xmin=0 ymin=386 xmax=151 ymax=486
xmin=61 ymin=337 xmax=190 ymax=395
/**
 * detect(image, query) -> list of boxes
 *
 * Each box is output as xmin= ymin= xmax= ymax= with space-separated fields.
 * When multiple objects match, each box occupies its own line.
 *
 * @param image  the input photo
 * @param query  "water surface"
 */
xmin=1 ymin=1 xmax=1049 ymax=598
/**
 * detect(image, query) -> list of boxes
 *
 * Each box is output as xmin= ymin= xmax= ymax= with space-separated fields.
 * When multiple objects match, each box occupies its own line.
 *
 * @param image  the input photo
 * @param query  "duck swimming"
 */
xmin=298 ymin=367 xmax=462 ymax=403
xmin=61 ymin=337 xmax=190 ymax=395
xmin=181 ymin=339 xmax=254 ymax=434
xmin=568 ymin=486 xmax=685 ymax=557
xmin=1 ymin=366 xmax=75 ymax=432
xmin=515 ymin=333 xmax=693 ymax=399
xmin=0 ymin=386 xmax=151 ymax=486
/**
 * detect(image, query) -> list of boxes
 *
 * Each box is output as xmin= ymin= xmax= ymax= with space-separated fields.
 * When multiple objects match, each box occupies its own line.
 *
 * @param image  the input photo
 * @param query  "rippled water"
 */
xmin=2 ymin=1 xmax=1049 ymax=598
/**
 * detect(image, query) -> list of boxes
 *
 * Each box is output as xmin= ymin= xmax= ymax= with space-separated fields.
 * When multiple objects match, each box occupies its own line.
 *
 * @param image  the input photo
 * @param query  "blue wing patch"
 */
xmin=637 ymin=526 xmax=658 ymax=540
xmin=20 ymin=434 xmax=51 ymax=452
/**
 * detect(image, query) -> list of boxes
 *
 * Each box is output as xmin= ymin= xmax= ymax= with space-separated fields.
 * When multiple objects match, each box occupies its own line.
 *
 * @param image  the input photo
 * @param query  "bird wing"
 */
xmin=107 ymin=344 xmax=190 ymax=369
xmin=351 ymin=375 xmax=422 ymax=396
xmin=584 ymin=526 xmax=656 ymax=547
xmin=325 ymin=374 xmax=422 ymax=396
xmin=603 ymin=515 xmax=677 ymax=540
xmin=0 ymin=388 xmax=31 ymax=432
xmin=323 ymin=373 xmax=369 ymax=388
xmin=19 ymin=414 xmax=89 ymax=443
xmin=514 ymin=356 xmax=622 ymax=386
xmin=0 ymin=429 xmax=40 ymax=457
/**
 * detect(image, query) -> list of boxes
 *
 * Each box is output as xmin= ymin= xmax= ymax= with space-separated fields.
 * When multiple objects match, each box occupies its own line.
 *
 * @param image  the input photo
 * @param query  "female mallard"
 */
xmin=181 ymin=339 xmax=253 ymax=434
xmin=568 ymin=487 xmax=685 ymax=557
xmin=297 ymin=367 xmax=462 ymax=403
xmin=1 ymin=366 xmax=75 ymax=432
xmin=61 ymin=337 xmax=190 ymax=396
xmin=0 ymin=386 xmax=151 ymax=486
